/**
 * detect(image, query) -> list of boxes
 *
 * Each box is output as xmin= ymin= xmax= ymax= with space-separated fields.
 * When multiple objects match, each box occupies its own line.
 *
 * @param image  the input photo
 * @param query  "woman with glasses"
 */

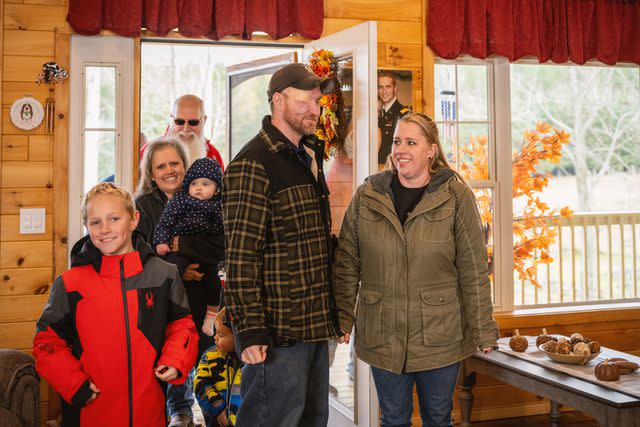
xmin=333 ymin=112 xmax=498 ymax=427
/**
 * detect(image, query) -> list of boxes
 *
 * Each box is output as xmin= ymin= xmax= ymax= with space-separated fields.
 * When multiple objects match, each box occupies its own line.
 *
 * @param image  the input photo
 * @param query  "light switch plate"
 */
xmin=20 ymin=208 xmax=46 ymax=234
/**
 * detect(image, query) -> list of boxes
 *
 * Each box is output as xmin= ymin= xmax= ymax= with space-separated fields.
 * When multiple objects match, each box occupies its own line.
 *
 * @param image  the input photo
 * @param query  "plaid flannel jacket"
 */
xmin=222 ymin=116 xmax=340 ymax=352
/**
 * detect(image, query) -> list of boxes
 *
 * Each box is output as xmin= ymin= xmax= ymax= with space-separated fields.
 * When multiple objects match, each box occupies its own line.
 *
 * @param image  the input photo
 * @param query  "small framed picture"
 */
xmin=377 ymin=69 xmax=413 ymax=169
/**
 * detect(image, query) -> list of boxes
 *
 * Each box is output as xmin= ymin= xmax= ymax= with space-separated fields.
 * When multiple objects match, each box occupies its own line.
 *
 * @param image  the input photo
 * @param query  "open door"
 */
xmin=304 ymin=21 xmax=378 ymax=427
xmin=225 ymin=52 xmax=298 ymax=161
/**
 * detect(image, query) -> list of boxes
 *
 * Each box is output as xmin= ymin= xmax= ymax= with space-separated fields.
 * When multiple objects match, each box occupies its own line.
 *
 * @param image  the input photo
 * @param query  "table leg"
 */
xmin=459 ymin=371 xmax=476 ymax=427
xmin=549 ymin=400 xmax=561 ymax=427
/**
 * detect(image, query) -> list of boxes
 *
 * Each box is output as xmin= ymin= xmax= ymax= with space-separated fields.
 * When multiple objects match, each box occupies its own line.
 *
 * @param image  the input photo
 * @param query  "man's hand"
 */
xmin=182 ymin=264 xmax=203 ymax=281
xmin=85 ymin=381 xmax=100 ymax=405
xmin=154 ymin=365 xmax=178 ymax=382
xmin=170 ymin=236 xmax=180 ymax=252
xmin=337 ymin=330 xmax=350 ymax=344
xmin=156 ymin=243 xmax=170 ymax=256
xmin=241 ymin=345 xmax=268 ymax=364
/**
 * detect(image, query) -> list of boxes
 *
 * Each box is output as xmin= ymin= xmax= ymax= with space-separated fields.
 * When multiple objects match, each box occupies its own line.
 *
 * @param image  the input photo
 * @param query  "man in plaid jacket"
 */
xmin=222 ymin=63 xmax=340 ymax=427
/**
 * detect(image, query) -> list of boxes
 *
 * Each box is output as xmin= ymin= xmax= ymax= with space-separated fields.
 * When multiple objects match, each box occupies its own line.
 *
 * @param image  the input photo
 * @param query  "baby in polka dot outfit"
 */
xmin=154 ymin=157 xmax=224 ymax=334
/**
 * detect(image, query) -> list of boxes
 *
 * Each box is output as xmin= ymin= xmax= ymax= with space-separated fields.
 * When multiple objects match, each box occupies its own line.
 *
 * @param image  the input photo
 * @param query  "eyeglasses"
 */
xmin=173 ymin=117 xmax=202 ymax=126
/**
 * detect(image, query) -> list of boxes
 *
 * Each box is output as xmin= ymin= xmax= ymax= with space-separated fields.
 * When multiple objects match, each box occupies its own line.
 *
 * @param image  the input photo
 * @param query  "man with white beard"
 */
xmin=141 ymin=94 xmax=224 ymax=170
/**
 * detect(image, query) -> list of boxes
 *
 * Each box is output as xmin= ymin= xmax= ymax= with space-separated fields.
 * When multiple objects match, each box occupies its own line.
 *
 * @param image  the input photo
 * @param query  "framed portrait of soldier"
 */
xmin=377 ymin=69 xmax=413 ymax=170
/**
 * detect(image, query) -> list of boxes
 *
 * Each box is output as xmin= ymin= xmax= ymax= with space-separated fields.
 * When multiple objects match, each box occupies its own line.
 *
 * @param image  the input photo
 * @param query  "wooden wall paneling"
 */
xmin=422 ymin=0 xmax=435 ymax=115
xmin=1 ymin=214 xmax=53 ymax=240
xmin=2 ymin=81 xmax=50 ymax=108
xmin=324 ymin=0 xmax=422 ymax=22
xmin=53 ymin=30 xmax=69 ymax=277
xmin=0 ymin=161 xmax=52 ymax=187
xmin=382 ymin=43 xmax=422 ymax=67
xmin=0 ymin=321 xmax=37 ymax=348
xmin=3 ymin=55 xmax=54 ymax=82
xmin=4 ymin=3 xmax=69 ymax=31
xmin=0 ymin=294 xmax=49 ymax=322
xmin=4 ymin=30 xmax=55 ymax=56
xmin=322 ymin=19 xmax=421 ymax=45
xmin=1 ymin=0 xmax=3 ymax=274
xmin=0 ymin=241 xmax=53 ymax=268
xmin=2 ymin=135 xmax=28 ymax=160
xmin=28 ymin=135 xmax=53 ymax=161
xmin=1 ymin=188 xmax=53 ymax=214
xmin=0 ymin=267 xmax=53 ymax=296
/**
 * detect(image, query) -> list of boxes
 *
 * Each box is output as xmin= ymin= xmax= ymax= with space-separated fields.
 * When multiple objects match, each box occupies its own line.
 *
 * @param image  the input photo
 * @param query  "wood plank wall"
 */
xmin=1 ymin=0 xmax=638 ymax=425
xmin=1 ymin=0 xmax=70 ymax=421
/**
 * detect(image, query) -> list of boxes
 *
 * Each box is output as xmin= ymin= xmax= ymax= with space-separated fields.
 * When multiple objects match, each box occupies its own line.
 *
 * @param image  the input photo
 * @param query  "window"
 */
xmin=68 ymin=36 xmax=134 ymax=252
xmin=435 ymin=58 xmax=640 ymax=310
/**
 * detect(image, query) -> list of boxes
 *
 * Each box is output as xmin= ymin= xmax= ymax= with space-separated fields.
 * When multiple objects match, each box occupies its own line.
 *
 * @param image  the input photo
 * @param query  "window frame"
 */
xmin=436 ymin=55 xmax=640 ymax=312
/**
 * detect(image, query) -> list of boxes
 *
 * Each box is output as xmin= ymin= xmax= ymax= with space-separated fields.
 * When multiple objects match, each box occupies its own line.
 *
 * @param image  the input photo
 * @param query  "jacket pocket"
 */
xmin=420 ymin=207 xmax=454 ymax=242
xmin=359 ymin=207 xmax=384 ymax=243
xmin=421 ymin=286 xmax=463 ymax=346
xmin=356 ymin=289 xmax=384 ymax=348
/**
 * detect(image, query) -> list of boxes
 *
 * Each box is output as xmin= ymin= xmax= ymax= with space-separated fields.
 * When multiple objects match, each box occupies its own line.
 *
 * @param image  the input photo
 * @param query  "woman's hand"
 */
xmin=481 ymin=346 xmax=493 ymax=354
xmin=182 ymin=264 xmax=204 ymax=281
xmin=154 ymin=365 xmax=178 ymax=382
xmin=337 ymin=329 xmax=350 ymax=344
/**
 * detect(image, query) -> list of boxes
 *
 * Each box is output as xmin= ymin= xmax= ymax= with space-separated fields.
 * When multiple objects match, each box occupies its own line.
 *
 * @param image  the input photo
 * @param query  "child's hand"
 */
xmin=156 ymin=243 xmax=170 ymax=256
xmin=86 ymin=381 xmax=100 ymax=405
xmin=154 ymin=365 xmax=178 ymax=382
xmin=202 ymin=309 xmax=217 ymax=336
xmin=216 ymin=410 xmax=229 ymax=427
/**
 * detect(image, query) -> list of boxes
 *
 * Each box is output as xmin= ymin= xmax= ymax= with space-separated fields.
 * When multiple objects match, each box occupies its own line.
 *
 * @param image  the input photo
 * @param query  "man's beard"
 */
xmin=173 ymin=130 xmax=207 ymax=164
xmin=283 ymin=107 xmax=318 ymax=137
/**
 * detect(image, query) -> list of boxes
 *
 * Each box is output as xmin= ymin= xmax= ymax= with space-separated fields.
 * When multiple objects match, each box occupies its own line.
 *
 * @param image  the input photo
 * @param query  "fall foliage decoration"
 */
xmin=535 ymin=328 xmax=557 ymax=347
xmin=307 ymin=49 xmax=346 ymax=159
xmin=458 ymin=123 xmax=574 ymax=288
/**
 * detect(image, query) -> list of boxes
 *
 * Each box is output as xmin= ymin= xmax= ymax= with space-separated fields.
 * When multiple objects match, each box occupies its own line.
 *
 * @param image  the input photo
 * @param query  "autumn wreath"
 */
xmin=308 ymin=49 xmax=346 ymax=159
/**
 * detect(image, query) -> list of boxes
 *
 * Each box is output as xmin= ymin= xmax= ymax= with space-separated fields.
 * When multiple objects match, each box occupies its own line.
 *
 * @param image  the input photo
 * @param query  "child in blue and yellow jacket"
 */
xmin=194 ymin=307 xmax=242 ymax=426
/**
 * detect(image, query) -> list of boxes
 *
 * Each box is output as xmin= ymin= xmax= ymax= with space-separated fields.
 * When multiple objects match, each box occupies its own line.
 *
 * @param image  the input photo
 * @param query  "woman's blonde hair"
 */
xmin=81 ymin=182 xmax=136 ymax=225
xmin=385 ymin=112 xmax=465 ymax=182
xmin=135 ymin=137 xmax=189 ymax=197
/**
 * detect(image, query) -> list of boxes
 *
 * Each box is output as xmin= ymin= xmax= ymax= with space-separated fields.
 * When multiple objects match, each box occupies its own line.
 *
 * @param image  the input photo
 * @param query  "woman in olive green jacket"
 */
xmin=333 ymin=113 xmax=498 ymax=427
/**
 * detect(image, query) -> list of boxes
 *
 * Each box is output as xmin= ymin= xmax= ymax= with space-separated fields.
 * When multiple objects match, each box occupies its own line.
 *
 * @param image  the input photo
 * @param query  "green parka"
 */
xmin=333 ymin=169 xmax=498 ymax=374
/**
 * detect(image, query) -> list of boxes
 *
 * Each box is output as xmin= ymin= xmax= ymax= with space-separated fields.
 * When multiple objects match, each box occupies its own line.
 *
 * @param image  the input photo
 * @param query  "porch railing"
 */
xmin=514 ymin=212 xmax=640 ymax=307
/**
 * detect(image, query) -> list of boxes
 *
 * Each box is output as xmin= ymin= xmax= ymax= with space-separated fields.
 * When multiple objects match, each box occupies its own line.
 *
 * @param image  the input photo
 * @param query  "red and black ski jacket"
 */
xmin=33 ymin=233 xmax=199 ymax=427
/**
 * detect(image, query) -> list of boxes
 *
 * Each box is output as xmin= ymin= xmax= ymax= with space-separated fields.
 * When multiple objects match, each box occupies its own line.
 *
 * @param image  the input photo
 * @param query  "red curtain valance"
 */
xmin=67 ymin=0 xmax=324 ymax=40
xmin=427 ymin=0 xmax=640 ymax=65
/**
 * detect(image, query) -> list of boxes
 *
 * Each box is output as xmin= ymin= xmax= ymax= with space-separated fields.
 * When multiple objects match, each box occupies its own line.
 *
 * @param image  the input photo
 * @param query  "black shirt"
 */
xmin=390 ymin=174 xmax=428 ymax=225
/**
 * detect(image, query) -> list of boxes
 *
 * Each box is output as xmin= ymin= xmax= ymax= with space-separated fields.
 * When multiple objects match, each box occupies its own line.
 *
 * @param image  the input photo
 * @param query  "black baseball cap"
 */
xmin=268 ymin=63 xmax=335 ymax=101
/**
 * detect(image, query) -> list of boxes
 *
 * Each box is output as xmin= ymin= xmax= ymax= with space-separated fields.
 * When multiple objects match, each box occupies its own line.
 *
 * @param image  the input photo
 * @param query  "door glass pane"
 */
xmin=230 ymin=74 xmax=273 ymax=159
xmin=84 ymin=131 xmax=116 ymax=191
xmin=458 ymin=124 xmax=489 ymax=180
xmin=85 ymin=66 xmax=116 ymax=128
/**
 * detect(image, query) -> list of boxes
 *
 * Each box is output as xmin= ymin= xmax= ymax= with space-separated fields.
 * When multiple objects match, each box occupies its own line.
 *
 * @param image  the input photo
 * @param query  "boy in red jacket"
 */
xmin=33 ymin=182 xmax=199 ymax=426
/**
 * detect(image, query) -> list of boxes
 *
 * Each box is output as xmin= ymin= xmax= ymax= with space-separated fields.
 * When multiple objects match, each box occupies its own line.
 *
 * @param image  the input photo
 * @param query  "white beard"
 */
xmin=173 ymin=130 xmax=207 ymax=166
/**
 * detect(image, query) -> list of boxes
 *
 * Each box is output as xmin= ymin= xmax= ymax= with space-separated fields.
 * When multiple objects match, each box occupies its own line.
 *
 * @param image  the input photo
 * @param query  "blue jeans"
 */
xmin=235 ymin=341 xmax=329 ymax=427
xmin=371 ymin=362 xmax=460 ymax=427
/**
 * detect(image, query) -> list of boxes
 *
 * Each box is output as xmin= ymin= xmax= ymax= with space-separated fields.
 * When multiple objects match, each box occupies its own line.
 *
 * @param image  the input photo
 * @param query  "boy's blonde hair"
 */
xmin=81 ymin=182 xmax=136 ymax=225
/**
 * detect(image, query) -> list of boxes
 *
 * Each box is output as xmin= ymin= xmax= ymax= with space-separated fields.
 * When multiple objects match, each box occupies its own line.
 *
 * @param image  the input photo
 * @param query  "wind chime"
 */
xmin=440 ymin=89 xmax=457 ymax=166
xmin=36 ymin=62 xmax=69 ymax=134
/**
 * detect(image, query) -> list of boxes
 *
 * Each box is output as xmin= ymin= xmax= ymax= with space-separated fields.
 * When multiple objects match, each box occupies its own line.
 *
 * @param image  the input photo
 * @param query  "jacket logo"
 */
xmin=145 ymin=291 xmax=154 ymax=309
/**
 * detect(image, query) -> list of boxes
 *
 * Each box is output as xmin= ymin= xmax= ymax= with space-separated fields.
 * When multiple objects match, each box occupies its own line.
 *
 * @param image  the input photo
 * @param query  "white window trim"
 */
xmin=69 ymin=36 xmax=134 ymax=259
